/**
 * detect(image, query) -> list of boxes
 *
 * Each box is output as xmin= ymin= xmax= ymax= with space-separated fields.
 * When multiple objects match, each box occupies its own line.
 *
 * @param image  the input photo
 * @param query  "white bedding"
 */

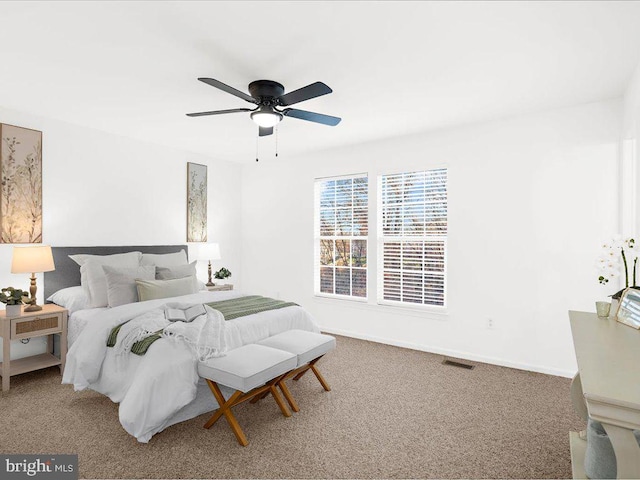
xmin=62 ymin=290 xmax=319 ymax=442
xmin=68 ymin=307 xmax=108 ymax=347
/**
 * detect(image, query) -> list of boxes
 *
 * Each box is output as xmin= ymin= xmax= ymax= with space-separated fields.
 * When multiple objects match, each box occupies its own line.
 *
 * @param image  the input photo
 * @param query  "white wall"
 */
xmin=0 ymin=107 xmax=242 ymax=360
xmin=623 ymin=60 xmax=640 ymax=234
xmin=0 ymin=98 xmax=621 ymax=375
xmin=241 ymin=99 xmax=621 ymax=377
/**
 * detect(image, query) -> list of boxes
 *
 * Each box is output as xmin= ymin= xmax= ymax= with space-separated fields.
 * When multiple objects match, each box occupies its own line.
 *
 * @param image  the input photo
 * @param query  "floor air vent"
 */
xmin=442 ymin=358 xmax=475 ymax=370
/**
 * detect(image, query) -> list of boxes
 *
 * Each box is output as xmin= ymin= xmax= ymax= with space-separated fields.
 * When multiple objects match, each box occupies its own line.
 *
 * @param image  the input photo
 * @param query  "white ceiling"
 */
xmin=1 ymin=1 xmax=640 ymax=163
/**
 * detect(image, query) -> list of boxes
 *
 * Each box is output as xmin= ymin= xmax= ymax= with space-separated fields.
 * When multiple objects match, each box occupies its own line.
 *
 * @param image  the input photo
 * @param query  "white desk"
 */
xmin=569 ymin=311 xmax=640 ymax=479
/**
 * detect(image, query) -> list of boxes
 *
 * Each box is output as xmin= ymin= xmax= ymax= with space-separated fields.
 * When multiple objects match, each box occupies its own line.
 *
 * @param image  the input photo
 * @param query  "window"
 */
xmin=314 ymin=174 xmax=368 ymax=299
xmin=378 ymin=168 xmax=447 ymax=307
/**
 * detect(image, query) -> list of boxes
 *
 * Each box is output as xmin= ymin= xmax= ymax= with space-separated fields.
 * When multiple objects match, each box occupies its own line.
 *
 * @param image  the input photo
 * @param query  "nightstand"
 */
xmin=0 ymin=304 xmax=68 ymax=391
xmin=207 ymin=284 xmax=233 ymax=292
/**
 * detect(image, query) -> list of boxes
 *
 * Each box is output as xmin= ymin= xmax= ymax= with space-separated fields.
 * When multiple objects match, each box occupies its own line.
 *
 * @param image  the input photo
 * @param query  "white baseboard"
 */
xmin=319 ymin=326 xmax=575 ymax=378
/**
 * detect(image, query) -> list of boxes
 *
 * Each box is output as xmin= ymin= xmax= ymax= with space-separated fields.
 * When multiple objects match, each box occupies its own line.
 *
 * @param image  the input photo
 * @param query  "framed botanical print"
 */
xmin=0 ymin=123 xmax=42 ymax=243
xmin=187 ymin=162 xmax=207 ymax=242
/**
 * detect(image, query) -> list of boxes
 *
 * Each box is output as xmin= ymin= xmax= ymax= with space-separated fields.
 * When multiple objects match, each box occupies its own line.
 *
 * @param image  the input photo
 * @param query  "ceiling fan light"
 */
xmin=251 ymin=109 xmax=283 ymax=128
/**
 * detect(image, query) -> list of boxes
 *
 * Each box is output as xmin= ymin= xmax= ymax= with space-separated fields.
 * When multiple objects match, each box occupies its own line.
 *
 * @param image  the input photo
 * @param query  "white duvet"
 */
xmin=62 ymin=290 xmax=319 ymax=442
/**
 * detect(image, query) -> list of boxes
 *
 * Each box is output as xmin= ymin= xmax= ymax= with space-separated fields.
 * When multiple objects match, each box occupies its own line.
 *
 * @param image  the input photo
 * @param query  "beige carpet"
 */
xmin=0 ymin=335 xmax=583 ymax=479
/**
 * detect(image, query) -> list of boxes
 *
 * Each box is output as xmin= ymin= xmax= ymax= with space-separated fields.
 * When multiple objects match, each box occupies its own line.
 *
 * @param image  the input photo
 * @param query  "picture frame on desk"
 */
xmin=614 ymin=287 xmax=640 ymax=329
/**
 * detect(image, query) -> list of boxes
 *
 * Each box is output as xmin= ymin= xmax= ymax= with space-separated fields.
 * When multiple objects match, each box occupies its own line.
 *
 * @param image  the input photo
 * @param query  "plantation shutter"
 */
xmin=378 ymin=168 xmax=447 ymax=306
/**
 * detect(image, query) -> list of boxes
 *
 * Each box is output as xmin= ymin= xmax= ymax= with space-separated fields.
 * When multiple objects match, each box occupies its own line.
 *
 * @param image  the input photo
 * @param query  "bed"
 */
xmin=45 ymin=245 xmax=319 ymax=443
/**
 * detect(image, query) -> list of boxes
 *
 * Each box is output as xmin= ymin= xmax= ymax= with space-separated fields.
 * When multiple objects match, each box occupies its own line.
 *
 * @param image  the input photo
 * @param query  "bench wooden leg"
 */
xmin=204 ymin=381 xmax=248 ymax=446
xmin=278 ymin=379 xmax=300 ymax=412
xmin=292 ymin=356 xmax=331 ymax=391
xmin=203 ymin=374 xmax=293 ymax=446
xmin=222 ymin=405 xmax=249 ymax=447
xmin=310 ymin=364 xmax=331 ymax=392
xmin=270 ymin=385 xmax=292 ymax=417
xmin=252 ymin=375 xmax=300 ymax=413
xmin=292 ymin=356 xmax=321 ymax=381
xmin=250 ymin=389 xmax=271 ymax=404
xmin=292 ymin=366 xmax=310 ymax=381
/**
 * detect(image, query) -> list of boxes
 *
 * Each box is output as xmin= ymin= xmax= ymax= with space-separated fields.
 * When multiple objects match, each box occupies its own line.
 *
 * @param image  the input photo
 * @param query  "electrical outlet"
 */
xmin=486 ymin=318 xmax=495 ymax=329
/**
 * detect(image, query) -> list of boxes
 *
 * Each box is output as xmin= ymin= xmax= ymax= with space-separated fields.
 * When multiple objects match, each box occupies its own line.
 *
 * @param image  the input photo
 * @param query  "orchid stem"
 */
xmin=622 ymin=247 xmax=629 ymax=288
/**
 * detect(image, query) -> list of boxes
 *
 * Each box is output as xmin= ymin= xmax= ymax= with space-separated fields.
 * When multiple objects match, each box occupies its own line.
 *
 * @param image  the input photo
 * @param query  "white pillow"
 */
xmin=69 ymin=251 xmax=142 ymax=308
xmin=46 ymin=286 xmax=88 ymax=315
xmin=103 ymin=265 xmax=156 ymax=308
xmin=136 ymin=276 xmax=199 ymax=302
xmin=140 ymin=250 xmax=188 ymax=268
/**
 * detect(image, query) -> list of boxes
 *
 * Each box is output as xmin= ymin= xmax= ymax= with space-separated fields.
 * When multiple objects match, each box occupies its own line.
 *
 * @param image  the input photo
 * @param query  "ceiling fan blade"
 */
xmin=186 ymin=108 xmax=254 ymax=117
xmin=259 ymin=126 xmax=274 ymax=137
xmin=277 ymin=82 xmax=332 ymax=106
xmin=282 ymin=108 xmax=341 ymax=126
xmin=198 ymin=78 xmax=257 ymax=104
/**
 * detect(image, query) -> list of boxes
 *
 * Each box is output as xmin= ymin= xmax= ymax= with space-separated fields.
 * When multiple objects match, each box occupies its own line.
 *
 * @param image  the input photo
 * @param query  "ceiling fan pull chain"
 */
xmin=256 ymin=134 xmax=259 ymax=162
xmin=275 ymin=125 xmax=279 ymax=158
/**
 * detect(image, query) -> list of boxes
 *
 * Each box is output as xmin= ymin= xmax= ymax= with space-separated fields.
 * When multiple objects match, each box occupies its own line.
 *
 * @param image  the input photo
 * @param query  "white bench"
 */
xmin=197 ymin=343 xmax=297 ymax=446
xmin=256 ymin=330 xmax=336 ymax=412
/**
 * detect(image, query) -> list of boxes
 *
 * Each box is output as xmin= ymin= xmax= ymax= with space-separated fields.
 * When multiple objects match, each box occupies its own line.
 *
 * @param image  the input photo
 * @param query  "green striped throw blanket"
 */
xmin=106 ymin=322 xmax=163 ymax=354
xmin=204 ymin=295 xmax=298 ymax=320
xmin=106 ymin=295 xmax=298 ymax=355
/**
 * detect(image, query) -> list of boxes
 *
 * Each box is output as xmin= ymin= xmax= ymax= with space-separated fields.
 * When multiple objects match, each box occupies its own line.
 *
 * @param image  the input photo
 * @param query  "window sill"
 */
xmin=313 ymin=292 xmax=368 ymax=303
xmin=312 ymin=295 xmax=449 ymax=320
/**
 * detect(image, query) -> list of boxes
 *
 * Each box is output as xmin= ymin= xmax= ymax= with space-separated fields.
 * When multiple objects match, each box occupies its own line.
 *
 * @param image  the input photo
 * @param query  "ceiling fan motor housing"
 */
xmin=248 ymin=80 xmax=285 ymax=106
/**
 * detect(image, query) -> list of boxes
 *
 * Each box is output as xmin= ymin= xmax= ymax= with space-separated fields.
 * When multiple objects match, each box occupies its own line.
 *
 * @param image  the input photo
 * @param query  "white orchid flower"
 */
xmin=597 ymin=235 xmax=639 ymax=289
xmin=596 ymin=260 xmax=619 ymax=274
xmin=601 ymin=249 xmax=620 ymax=262
xmin=612 ymin=234 xmax=624 ymax=249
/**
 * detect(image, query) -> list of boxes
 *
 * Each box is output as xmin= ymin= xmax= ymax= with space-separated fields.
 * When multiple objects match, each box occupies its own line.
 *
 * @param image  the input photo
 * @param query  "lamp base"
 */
xmin=25 ymin=274 xmax=42 ymax=312
xmin=206 ymin=282 xmax=215 ymax=287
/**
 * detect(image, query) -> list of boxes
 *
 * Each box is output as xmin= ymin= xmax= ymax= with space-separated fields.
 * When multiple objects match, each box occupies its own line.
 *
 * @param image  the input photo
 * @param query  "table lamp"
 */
xmin=11 ymin=245 xmax=55 ymax=312
xmin=198 ymin=243 xmax=221 ymax=286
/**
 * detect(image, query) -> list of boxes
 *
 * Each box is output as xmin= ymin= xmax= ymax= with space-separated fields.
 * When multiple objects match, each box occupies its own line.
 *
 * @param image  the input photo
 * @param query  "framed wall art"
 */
xmin=187 ymin=162 xmax=207 ymax=242
xmin=0 ymin=123 xmax=42 ymax=243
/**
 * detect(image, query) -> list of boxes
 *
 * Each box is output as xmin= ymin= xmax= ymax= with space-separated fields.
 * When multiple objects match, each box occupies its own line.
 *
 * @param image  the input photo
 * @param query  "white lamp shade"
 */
xmin=11 ymin=245 xmax=55 ymax=273
xmin=198 ymin=243 xmax=221 ymax=261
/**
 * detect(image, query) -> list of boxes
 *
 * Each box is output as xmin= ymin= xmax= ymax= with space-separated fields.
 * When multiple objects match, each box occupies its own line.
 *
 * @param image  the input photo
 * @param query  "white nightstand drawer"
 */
xmin=11 ymin=313 xmax=62 ymax=340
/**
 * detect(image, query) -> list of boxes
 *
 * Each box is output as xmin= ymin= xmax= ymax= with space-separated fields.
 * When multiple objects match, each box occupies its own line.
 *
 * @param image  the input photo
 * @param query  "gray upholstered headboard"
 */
xmin=44 ymin=245 xmax=188 ymax=300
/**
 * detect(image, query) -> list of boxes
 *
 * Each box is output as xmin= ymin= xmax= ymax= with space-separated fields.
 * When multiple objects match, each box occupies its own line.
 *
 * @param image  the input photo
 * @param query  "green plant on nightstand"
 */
xmin=0 ymin=287 xmax=29 ymax=305
xmin=214 ymin=267 xmax=232 ymax=281
xmin=1 ymin=287 xmax=29 ymax=316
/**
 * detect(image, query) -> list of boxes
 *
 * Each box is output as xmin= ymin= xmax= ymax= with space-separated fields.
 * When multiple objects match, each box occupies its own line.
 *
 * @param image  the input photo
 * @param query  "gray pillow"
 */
xmin=156 ymin=261 xmax=197 ymax=280
xmin=103 ymin=265 xmax=156 ymax=308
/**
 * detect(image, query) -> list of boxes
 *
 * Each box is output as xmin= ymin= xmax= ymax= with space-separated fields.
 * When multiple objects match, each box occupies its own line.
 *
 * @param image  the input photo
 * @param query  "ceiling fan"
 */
xmin=186 ymin=78 xmax=341 ymax=137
